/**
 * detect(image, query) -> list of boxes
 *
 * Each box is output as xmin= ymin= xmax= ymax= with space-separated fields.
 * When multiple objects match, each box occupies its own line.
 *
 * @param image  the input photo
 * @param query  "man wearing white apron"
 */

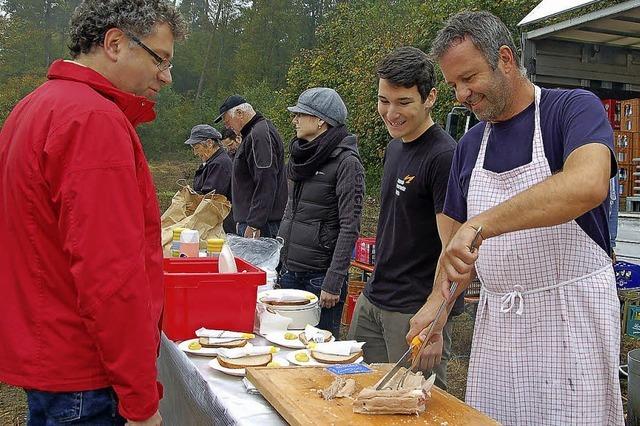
xmin=407 ymin=11 xmax=623 ymax=425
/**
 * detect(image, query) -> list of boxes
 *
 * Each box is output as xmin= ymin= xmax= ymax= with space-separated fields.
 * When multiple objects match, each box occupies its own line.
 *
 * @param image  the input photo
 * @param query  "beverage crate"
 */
xmin=353 ymin=237 xmax=376 ymax=265
xmin=619 ymin=163 xmax=633 ymax=197
xmin=622 ymin=99 xmax=640 ymax=117
xmin=602 ymin=99 xmax=620 ymax=130
xmin=623 ymin=116 xmax=640 ymax=132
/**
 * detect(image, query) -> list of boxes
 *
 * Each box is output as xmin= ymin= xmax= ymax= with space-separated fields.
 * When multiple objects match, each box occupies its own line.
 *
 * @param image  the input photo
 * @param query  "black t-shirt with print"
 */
xmin=364 ymin=124 xmax=457 ymax=314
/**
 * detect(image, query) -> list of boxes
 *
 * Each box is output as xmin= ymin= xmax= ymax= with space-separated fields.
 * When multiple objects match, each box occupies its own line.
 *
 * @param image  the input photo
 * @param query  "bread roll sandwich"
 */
xmin=217 ymin=353 xmax=273 ymax=369
xmin=310 ymin=350 xmax=363 ymax=364
xmin=299 ymin=329 xmax=332 ymax=345
xmin=198 ymin=337 xmax=248 ymax=348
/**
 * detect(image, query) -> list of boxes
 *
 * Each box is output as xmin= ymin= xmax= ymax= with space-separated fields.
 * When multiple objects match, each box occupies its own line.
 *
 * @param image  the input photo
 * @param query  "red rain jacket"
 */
xmin=0 ymin=60 xmax=164 ymax=421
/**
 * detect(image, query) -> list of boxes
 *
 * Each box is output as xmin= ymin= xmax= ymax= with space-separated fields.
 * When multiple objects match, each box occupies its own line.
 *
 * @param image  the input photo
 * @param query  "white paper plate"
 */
xmin=264 ymin=331 xmax=335 ymax=349
xmin=286 ymin=349 xmax=363 ymax=366
xmin=178 ymin=339 xmax=253 ymax=357
xmin=208 ymin=356 xmax=290 ymax=377
xmin=257 ymin=289 xmax=318 ymax=310
xmin=264 ymin=331 xmax=305 ymax=349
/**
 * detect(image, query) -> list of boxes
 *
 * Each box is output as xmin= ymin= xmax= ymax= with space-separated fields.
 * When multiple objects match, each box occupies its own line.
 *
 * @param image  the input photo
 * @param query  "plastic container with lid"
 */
xmin=207 ymin=238 xmax=225 ymax=258
xmin=179 ymin=229 xmax=200 ymax=258
xmin=171 ymin=227 xmax=185 ymax=258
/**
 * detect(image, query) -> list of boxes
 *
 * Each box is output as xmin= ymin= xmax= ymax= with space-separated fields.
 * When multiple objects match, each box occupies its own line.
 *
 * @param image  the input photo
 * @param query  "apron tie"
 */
xmin=500 ymin=285 xmax=525 ymax=315
xmin=485 ymin=264 xmax=612 ymax=316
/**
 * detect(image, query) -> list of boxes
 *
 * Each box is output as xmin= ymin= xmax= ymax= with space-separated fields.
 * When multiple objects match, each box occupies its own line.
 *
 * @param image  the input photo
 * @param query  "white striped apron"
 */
xmin=465 ymin=85 xmax=623 ymax=425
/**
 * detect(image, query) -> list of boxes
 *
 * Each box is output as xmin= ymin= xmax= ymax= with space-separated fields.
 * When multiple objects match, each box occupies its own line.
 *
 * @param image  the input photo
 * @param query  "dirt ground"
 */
xmin=0 ymin=384 xmax=26 ymax=425
xmin=1 ymin=160 xmax=637 ymax=423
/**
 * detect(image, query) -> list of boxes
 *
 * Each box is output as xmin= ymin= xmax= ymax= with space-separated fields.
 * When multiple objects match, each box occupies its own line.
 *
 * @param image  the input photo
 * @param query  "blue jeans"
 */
xmin=236 ymin=221 xmax=281 ymax=238
xmin=26 ymin=388 xmax=125 ymax=425
xmin=278 ymin=270 xmax=347 ymax=338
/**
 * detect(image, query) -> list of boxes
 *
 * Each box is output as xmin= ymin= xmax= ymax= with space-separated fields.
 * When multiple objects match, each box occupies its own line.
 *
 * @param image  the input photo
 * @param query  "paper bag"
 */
xmin=161 ymin=185 xmax=231 ymax=256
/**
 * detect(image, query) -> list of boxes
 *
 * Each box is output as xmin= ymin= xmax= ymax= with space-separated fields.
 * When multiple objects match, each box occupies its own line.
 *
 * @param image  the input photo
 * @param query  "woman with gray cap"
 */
xmin=277 ymin=87 xmax=365 ymax=337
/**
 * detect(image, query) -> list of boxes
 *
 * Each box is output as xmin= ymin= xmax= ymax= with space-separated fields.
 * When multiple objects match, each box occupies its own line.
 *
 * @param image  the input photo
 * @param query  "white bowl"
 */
xmin=273 ymin=304 xmax=320 ymax=329
xmin=257 ymin=289 xmax=320 ymax=329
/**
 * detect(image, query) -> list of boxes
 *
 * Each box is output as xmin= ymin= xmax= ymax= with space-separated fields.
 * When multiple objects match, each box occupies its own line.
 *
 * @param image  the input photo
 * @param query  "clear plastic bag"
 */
xmin=225 ymin=234 xmax=282 ymax=272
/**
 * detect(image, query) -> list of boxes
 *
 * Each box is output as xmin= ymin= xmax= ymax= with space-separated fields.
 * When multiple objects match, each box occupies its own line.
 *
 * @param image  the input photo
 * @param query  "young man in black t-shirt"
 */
xmin=347 ymin=46 xmax=458 ymax=390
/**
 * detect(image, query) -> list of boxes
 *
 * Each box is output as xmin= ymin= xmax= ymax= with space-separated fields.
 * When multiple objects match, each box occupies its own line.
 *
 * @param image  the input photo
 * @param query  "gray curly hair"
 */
xmin=69 ymin=0 xmax=188 ymax=58
xmin=430 ymin=11 xmax=522 ymax=72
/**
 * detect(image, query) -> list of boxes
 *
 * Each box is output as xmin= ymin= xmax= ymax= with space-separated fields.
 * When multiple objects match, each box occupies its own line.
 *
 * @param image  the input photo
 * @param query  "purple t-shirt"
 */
xmin=443 ymin=88 xmax=616 ymax=254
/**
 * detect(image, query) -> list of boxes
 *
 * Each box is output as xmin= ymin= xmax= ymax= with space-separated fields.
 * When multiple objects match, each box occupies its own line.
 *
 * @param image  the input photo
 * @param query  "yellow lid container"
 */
xmin=173 ymin=227 xmax=185 ymax=241
xmin=207 ymin=238 xmax=224 ymax=253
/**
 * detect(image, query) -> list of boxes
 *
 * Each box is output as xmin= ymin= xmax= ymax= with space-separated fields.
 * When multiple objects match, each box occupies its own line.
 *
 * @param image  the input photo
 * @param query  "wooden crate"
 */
xmin=615 ymin=131 xmax=632 ymax=162
xmin=623 ymin=116 xmax=640 ymax=132
xmin=634 ymin=162 xmax=640 ymax=197
xmin=617 ymin=145 xmax=633 ymax=163
xmin=633 ymin=133 xmax=640 ymax=161
xmin=619 ymin=162 xmax=633 ymax=197
xmin=622 ymin=98 xmax=640 ymax=118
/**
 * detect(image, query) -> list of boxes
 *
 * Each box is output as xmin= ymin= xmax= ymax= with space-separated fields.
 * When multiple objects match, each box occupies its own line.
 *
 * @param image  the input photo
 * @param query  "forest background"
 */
xmin=0 ymin=0 xmax=624 ymax=193
xmin=0 ymin=0 xmax=636 ymax=422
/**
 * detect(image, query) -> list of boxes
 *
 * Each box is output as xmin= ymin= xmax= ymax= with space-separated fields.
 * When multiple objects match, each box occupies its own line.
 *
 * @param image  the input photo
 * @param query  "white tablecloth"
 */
xmin=158 ymin=333 xmax=288 ymax=426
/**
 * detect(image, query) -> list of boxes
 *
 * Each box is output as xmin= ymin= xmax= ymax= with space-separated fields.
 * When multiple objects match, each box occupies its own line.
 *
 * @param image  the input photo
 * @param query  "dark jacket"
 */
xmin=193 ymin=147 xmax=232 ymax=198
xmin=278 ymin=135 xmax=365 ymax=294
xmin=232 ymin=113 xmax=287 ymax=228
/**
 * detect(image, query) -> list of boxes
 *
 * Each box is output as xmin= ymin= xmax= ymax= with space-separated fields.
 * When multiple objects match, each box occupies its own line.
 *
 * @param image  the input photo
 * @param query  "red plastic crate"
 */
xmin=354 ymin=237 xmax=376 ymax=265
xmin=162 ymin=257 xmax=265 ymax=341
xmin=343 ymin=293 xmax=359 ymax=326
xmin=602 ymin=99 xmax=620 ymax=130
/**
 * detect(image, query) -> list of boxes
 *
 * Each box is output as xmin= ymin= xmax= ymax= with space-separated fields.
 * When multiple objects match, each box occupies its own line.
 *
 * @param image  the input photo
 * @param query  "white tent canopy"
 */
xmin=519 ymin=0 xmax=602 ymax=26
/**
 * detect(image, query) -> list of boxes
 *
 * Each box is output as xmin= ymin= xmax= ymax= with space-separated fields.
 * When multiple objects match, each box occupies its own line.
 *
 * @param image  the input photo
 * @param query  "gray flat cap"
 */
xmin=287 ymin=87 xmax=347 ymax=127
xmin=184 ymin=124 xmax=222 ymax=145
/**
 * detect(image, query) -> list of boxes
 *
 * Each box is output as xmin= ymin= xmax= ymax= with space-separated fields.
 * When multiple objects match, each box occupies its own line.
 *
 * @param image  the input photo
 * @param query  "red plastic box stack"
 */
xmin=353 ymin=237 xmax=376 ymax=265
xmin=602 ymin=99 xmax=620 ymax=131
xmin=162 ymin=257 xmax=266 ymax=340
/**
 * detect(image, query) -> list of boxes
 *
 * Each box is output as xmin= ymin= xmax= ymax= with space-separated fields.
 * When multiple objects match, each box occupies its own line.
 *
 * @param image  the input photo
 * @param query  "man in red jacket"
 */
xmin=0 ymin=1 xmax=186 ymax=425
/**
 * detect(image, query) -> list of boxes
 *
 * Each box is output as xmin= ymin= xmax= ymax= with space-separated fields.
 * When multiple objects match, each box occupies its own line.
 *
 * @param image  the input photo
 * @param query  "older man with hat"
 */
xmin=215 ymin=95 xmax=287 ymax=238
xmin=277 ymin=87 xmax=365 ymax=338
xmin=185 ymin=124 xmax=234 ymax=233
xmin=185 ymin=124 xmax=232 ymax=198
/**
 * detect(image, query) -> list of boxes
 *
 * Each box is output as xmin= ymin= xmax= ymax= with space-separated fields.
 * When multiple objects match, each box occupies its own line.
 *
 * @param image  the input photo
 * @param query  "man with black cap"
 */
xmin=215 ymin=95 xmax=287 ymax=238
xmin=185 ymin=124 xmax=232 ymax=199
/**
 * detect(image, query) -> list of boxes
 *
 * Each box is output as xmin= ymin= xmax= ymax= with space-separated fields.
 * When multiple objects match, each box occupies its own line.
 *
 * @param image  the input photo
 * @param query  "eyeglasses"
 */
xmin=130 ymin=34 xmax=172 ymax=72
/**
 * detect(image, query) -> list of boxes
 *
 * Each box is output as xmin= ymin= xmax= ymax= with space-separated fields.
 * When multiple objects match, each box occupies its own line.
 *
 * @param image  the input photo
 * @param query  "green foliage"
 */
xmin=1 ymin=0 xmax=618 ymax=192
xmin=413 ymin=0 xmax=541 ymax=122
xmin=138 ymin=87 xmax=216 ymax=160
xmin=270 ymin=0 xmax=423 ymax=194
xmin=0 ymin=74 xmax=46 ymax=126
xmin=273 ymin=0 xmax=542 ymax=194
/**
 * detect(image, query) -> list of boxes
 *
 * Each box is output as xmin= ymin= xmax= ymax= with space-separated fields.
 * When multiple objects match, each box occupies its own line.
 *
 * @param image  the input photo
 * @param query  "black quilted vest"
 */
xmin=279 ymin=137 xmax=357 ymax=271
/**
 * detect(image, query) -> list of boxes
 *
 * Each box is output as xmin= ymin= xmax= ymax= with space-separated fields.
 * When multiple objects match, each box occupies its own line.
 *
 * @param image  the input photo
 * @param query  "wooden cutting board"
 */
xmin=246 ymin=363 xmax=499 ymax=425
